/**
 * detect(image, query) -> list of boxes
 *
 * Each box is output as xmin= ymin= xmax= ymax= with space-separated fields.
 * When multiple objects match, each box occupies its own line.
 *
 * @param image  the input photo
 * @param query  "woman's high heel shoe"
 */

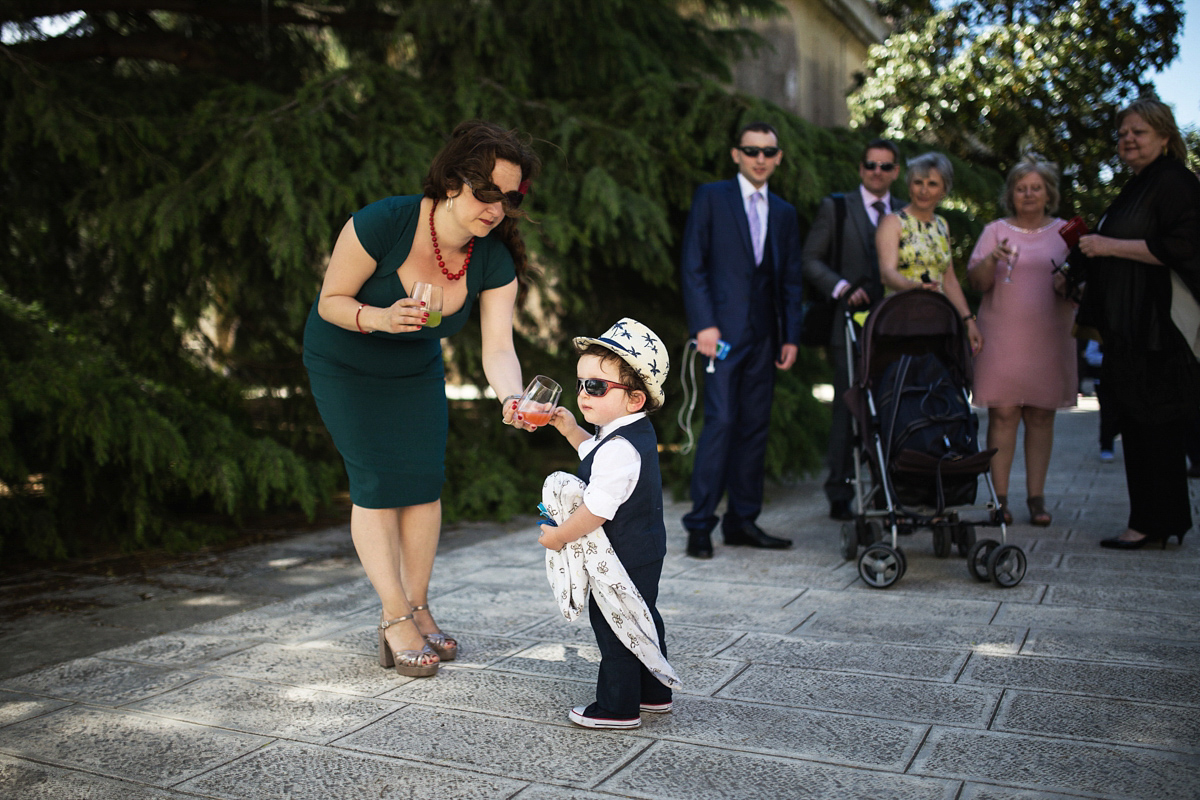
xmin=379 ymin=613 xmax=439 ymax=677
xmin=411 ymin=603 xmax=457 ymax=662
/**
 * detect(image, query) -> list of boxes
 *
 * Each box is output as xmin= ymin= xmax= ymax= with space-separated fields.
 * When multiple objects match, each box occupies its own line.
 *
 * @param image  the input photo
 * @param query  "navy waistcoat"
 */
xmin=577 ymin=417 xmax=667 ymax=569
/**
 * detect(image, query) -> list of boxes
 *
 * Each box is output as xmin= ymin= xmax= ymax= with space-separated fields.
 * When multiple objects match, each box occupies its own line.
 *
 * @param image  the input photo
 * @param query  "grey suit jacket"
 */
xmin=800 ymin=189 xmax=891 ymax=347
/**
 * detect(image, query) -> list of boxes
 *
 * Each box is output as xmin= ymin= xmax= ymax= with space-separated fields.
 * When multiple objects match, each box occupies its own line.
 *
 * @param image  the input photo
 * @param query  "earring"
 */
xmin=447 ymin=195 xmax=454 ymax=210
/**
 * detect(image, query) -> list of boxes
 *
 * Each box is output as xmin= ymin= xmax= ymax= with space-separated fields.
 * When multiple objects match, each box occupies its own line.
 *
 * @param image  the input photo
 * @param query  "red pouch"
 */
xmin=1059 ymin=216 xmax=1087 ymax=249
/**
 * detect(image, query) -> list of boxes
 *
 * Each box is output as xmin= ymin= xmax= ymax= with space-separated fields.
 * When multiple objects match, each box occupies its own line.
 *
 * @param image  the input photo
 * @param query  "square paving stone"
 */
xmin=911 ymin=727 xmax=1200 ymax=799
xmin=381 ymin=666 xmax=589 ymax=724
xmin=0 ymin=754 xmax=188 ymax=799
xmin=680 ymin=559 xmax=857 ymax=589
xmin=522 ymin=617 xmax=738 ymax=658
xmin=401 ymin=584 xmax=558 ymax=636
xmin=961 ymin=653 xmax=1200 ymax=706
xmin=183 ymin=607 xmax=353 ymax=643
xmin=1025 ymin=566 xmax=1200 ymax=594
xmin=722 ymin=633 xmax=967 ymax=680
xmin=493 ymin=642 xmax=739 ymax=697
xmin=796 ymin=615 xmax=1024 ymax=653
xmin=1044 ymin=584 xmax=1200 ymax=616
xmin=635 ymin=695 xmax=925 ymax=770
xmin=1021 ymin=628 xmax=1200 ymax=670
xmin=178 ymin=740 xmax=524 ymax=799
xmin=337 ymin=705 xmax=650 ymax=788
xmin=130 ymin=675 xmax=400 ymax=743
xmin=992 ymin=603 xmax=1200 ymax=640
xmin=1059 ymin=553 xmax=1200 ymax=577
xmin=785 ymin=588 xmax=1000 ymax=625
xmin=0 ymin=657 xmax=203 ymax=706
xmin=0 ymin=705 xmax=267 ymax=786
xmin=0 ymin=690 xmax=70 ymax=727
xmin=93 ymin=632 xmax=255 ymax=667
xmin=601 ymin=740 xmax=956 ymax=800
xmin=992 ymin=690 xmax=1200 ymax=752
xmin=720 ymin=664 xmax=1001 ymax=727
xmin=655 ymin=579 xmax=805 ymax=632
xmin=958 ymin=785 xmax=1093 ymax=800
xmin=202 ymin=642 xmax=410 ymax=696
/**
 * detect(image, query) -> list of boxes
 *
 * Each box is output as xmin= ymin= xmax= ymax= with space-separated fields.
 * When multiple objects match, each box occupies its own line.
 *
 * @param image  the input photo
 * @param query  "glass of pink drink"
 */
xmin=516 ymin=375 xmax=561 ymax=426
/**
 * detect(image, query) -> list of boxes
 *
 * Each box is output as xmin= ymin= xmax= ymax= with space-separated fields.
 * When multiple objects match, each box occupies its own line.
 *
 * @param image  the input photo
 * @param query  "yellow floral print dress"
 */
xmin=891 ymin=209 xmax=952 ymax=292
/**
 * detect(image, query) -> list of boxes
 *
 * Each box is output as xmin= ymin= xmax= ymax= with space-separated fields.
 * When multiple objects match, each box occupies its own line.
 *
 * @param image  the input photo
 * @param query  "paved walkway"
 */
xmin=1 ymin=402 xmax=1199 ymax=799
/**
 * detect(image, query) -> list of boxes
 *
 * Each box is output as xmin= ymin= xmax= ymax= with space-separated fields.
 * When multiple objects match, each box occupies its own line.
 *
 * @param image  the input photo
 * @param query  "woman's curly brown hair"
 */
xmin=423 ymin=120 xmax=542 ymax=298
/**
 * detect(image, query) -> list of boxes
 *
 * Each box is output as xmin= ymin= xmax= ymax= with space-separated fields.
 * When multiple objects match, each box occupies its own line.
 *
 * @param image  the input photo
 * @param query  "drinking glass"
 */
xmin=516 ymin=375 xmax=561 ymax=427
xmin=1002 ymin=246 xmax=1019 ymax=284
xmin=411 ymin=282 xmax=443 ymax=327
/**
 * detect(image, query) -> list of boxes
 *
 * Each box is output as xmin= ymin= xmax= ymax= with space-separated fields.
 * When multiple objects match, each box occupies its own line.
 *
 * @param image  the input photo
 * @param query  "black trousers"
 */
xmin=1120 ymin=412 xmax=1192 ymax=540
xmin=824 ymin=339 xmax=855 ymax=504
xmin=589 ymin=558 xmax=671 ymax=716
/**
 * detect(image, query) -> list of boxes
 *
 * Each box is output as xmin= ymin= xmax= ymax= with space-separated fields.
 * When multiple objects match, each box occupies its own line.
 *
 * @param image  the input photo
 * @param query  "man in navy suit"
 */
xmin=801 ymin=139 xmax=899 ymax=521
xmin=680 ymin=122 xmax=805 ymax=558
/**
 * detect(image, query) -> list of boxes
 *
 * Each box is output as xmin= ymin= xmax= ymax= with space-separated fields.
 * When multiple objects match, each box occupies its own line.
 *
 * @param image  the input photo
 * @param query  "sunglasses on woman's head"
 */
xmin=577 ymin=378 xmax=632 ymax=397
xmin=737 ymin=146 xmax=781 ymax=158
xmin=461 ymin=178 xmax=525 ymax=209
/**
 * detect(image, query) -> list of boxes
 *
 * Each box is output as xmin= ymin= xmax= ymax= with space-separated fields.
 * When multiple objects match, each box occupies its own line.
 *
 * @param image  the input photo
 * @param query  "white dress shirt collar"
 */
xmin=737 ymin=172 xmax=768 ymax=201
xmin=860 ymin=185 xmax=890 ymax=225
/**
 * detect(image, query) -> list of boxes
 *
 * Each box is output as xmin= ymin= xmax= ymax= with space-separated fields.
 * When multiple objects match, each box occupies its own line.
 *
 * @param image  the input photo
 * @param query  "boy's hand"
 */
xmin=538 ymin=524 xmax=563 ymax=551
xmin=549 ymin=406 xmax=577 ymax=434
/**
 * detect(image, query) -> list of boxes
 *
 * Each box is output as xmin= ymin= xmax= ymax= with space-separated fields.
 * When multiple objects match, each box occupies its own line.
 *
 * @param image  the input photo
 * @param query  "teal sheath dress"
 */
xmin=302 ymin=195 xmax=516 ymax=509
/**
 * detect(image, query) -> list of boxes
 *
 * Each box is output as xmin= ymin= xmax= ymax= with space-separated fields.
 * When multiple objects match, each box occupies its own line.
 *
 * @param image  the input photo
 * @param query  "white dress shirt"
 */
xmin=577 ymin=412 xmax=645 ymax=520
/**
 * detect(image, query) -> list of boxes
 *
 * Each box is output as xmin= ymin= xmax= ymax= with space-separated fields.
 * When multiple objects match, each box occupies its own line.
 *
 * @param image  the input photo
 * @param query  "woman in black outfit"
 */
xmin=1072 ymin=98 xmax=1200 ymax=549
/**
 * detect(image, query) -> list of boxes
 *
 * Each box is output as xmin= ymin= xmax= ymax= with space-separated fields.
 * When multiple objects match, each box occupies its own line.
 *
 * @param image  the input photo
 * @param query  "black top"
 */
xmin=1076 ymin=155 xmax=1200 ymax=351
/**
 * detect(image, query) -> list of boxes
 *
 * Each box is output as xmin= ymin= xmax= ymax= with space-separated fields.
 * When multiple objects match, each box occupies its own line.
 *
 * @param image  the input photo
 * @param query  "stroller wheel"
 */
xmin=839 ymin=523 xmax=858 ymax=561
xmin=987 ymin=544 xmax=1027 ymax=588
xmin=858 ymin=543 xmax=904 ymax=588
xmin=954 ymin=524 xmax=976 ymax=557
xmin=932 ymin=527 xmax=952 ymax=558
xmin=967 ymin=538 xmax=999 ymax=582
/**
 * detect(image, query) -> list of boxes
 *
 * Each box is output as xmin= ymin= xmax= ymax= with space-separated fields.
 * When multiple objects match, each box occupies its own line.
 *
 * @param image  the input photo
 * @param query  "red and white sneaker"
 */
xmin=568 ymin=704 xmax=641 ymax=729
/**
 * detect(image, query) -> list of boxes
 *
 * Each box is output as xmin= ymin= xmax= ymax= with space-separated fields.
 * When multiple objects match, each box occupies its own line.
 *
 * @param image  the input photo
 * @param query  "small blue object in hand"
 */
xmin=537 ymin=502 xmax=558 ymax=527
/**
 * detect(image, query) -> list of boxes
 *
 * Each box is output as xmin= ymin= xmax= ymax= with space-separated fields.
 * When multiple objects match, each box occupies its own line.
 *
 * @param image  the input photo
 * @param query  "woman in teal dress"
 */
xmin=303 ymin=121 xmax=541 ymax=677
xmin=877 ymin=151 xmax=983 ymax=355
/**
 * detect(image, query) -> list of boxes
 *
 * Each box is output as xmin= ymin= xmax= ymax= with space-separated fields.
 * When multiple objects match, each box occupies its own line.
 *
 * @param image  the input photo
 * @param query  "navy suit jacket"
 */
xmin=680 ymin=178 xmax=805 ymax=349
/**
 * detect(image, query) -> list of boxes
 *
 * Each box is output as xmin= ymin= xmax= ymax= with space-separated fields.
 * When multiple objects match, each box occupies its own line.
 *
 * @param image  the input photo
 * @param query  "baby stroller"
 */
xmin=839 ymin=289 xmax=1026 ymax=589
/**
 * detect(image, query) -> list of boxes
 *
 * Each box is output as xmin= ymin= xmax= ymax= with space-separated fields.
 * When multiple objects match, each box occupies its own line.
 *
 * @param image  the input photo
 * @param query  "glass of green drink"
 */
xmin=411 ymin=282 xmax=443 ymax=327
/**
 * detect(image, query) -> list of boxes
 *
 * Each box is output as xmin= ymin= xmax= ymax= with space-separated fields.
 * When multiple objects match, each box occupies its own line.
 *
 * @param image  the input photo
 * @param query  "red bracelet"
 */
xmin=356 ymin=304 xmax=370 ymax=334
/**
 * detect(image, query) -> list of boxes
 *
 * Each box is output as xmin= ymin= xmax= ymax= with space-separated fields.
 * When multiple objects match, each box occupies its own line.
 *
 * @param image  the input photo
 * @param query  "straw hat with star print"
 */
xmin=572 ymin=318 xmax=669 ymax=410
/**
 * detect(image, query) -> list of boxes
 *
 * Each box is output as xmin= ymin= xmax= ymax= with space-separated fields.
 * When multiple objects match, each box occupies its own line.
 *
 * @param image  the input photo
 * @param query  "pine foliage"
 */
xmin=0 ymin=0 xmax=1001 ymax=556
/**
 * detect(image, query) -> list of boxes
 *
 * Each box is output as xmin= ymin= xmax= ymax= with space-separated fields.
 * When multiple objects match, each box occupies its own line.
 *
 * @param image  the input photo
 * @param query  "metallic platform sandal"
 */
xmin=378 ymin=613 xmax=439 ymax=678
xmin=411 ymin=603 xmax=458 ymax=662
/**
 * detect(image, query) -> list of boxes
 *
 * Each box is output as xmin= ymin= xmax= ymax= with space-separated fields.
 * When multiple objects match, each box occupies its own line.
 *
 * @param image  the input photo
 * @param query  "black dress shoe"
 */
xmin=723 ymin=521 xmax=792 ymax=549
xmin=829 ymin=499 xmax=854 ymax=521
xmin=686 ymin=530 xmax=713 ymax=559
xmin=1099 ymin=535 xmax=1152 ymax=550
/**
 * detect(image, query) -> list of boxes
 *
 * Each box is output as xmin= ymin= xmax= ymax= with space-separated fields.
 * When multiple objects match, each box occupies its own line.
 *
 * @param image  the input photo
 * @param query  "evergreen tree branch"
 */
xmin=0 ymin=1 xmax=399 ymax=30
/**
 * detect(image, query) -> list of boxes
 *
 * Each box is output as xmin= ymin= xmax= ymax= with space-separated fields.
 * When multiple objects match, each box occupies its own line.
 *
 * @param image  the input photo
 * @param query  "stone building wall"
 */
xmin=731 ymin=0 xmax=889 ymax=127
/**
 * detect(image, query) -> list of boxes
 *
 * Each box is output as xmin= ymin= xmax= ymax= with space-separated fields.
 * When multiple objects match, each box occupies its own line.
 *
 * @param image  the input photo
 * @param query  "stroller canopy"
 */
xmin=856 ymin=290 xmax=975 ymax=390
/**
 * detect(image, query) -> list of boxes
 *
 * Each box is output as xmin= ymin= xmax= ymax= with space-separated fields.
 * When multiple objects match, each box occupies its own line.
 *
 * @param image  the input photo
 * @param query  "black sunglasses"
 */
xmin=737 ymin=146 xmax=781 ymax=158
xmin=862 ymin=160 xmax=897 ymax=172
xmin=461 ymin=178 xmax=525 ymax=209
xmin=577 ymin=378 xmax=632 ymax=397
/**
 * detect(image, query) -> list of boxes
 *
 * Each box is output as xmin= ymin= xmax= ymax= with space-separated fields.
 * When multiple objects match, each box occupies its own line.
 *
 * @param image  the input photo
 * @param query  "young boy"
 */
xmin=539 ymin=318 xmax=673 ymax=729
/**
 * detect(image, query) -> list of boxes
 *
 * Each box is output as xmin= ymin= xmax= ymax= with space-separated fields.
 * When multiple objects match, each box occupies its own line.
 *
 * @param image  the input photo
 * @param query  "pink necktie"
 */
xmin=749 ymin=192 xmax=764 ymax=265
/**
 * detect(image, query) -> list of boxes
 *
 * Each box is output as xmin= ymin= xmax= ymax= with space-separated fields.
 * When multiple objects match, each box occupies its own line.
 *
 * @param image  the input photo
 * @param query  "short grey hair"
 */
xmin=1002 ymin=154 xmax=1060 ymax=217
xmin=907 ymin=152 xmax=954 ymax=195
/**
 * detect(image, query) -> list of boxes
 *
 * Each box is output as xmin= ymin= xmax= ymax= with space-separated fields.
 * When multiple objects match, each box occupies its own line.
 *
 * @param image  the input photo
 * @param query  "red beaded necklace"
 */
xmin=429 ymin=200 xmax=474 ymax=281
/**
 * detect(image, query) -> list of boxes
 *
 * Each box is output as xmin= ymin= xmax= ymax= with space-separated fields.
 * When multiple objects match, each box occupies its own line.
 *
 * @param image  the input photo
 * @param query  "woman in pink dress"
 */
xmin=967 ymin=155 xmax=1076 ymax=527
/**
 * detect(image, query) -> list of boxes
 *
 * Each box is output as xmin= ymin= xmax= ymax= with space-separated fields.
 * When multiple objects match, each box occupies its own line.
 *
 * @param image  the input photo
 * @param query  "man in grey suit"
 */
xmin=801 ymin=139 xmax=900 ymax=521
